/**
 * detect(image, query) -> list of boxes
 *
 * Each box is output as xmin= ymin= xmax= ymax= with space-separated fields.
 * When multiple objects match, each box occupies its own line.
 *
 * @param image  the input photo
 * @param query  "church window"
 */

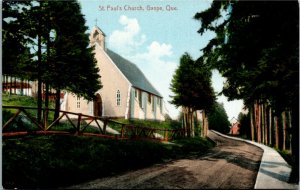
xmin=148 ymin=93 xmax=151 ymax=103
xmin=139 ymin=90 xmax=143 ymax=108
xmin=160 ymin=99 xmax=163 ymax=113
xmin=93 ymin=31 xmax=99 ymax=39
xmin=116 ymin=90 xmax=121 ymax=106
xmin=152 ymin=96 xmax=155 ymax=111
xmin=77 ymin=96 xmax=80 ymax=108
xmin=135 ymin=89 xmax=138 ymax=98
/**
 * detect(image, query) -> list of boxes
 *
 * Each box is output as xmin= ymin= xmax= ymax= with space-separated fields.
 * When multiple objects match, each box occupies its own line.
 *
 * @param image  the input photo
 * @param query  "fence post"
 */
xmin=43 ymin=108 xmax=49 ymax=131
xmin=164 ymin=129 xmax=168 ymax=141
xmin=121 ymin=124 xmax=125 ymax=138
xmin=103 ymin=118 xmax=107 ymax=135
xmin=77 ymin=113 xmax=82 ymax=135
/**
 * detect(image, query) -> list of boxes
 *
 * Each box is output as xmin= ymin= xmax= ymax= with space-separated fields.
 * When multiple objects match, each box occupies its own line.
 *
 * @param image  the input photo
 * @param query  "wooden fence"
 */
xmin=2 ymin=106 xmax=184 ymax=141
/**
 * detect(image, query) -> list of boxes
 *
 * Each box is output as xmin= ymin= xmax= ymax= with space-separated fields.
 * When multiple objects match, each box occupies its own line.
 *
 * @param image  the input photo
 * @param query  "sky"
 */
xmin=78 ymin=0 xmax=244 ymax=120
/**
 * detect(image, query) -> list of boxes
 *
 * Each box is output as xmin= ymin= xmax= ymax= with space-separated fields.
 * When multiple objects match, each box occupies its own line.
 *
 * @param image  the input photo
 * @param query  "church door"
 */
xmin=94 ymin=94 xmax=102 ymax=117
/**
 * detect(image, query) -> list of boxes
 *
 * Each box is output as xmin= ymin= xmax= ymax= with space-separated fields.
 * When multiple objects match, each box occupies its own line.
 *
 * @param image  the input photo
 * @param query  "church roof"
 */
xmin=106 ymin=49 xmax=162 ymax=97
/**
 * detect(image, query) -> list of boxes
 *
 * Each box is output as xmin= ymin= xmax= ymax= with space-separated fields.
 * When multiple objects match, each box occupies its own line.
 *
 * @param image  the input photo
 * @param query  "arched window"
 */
xmin=116 ymin=90 xmax=121 ymax=106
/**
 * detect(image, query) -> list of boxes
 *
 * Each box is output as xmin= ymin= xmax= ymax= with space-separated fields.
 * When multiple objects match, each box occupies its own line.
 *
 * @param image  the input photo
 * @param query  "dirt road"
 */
xmin=68 ymin=131 xmax=263 ymax=189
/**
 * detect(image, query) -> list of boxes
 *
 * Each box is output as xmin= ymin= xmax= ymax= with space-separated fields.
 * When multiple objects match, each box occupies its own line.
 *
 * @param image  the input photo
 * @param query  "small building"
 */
xmin=61 ymin=26 xmax=165 ymax=120
xmin=229 ymin=117 xmax=241 ymax=135
xmin=2 ymin=76 xmax=32 ymax=96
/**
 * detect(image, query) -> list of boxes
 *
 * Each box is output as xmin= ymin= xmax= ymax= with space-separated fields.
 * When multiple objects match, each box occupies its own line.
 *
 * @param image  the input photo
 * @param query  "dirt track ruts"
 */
xmin=67 ymin=131 xmax=263 ymax=189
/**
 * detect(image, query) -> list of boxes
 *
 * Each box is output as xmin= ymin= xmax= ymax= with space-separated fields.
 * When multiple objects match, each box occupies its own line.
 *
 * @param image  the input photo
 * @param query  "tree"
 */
xmin=208 ymin=102 xmax=230 ymax=134
xmin=195 ymin=1 xmax=298 ymax=110
xmin=2 ymin=1 xmax=34 ymax=87
xmin=44 ymin=0 xmax=102 ymax=119
xmin=238 ymin=112 xmax=251 ymax=139
xmin=3 ymin=0 xmax=102 ymax=121
xmin=3 ymin=0 xmax=45 ymax=120
xmin=170 ymin=53 xmax=215 ymax=137
xmin=194 ymin=0 xmax=299 ymax=182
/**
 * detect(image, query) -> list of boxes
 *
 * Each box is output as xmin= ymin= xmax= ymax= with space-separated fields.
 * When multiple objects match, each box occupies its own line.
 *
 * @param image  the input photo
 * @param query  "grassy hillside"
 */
xmin=3 ymin=135 xmax=214 ymax=189
xmin=3 ymin=94 xmax=55 ymax=108
xmin=2 ymin=94 xmax=56 ymax=128
xmin=3 ymin=94 xmax=181 ymax=135
xmin=3 ymin=94 xmax=214 ymax=188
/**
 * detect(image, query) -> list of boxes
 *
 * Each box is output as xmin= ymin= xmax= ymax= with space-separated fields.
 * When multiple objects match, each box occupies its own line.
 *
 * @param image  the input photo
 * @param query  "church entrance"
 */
xmin=94 ymin=93 xmax=102 ymax=117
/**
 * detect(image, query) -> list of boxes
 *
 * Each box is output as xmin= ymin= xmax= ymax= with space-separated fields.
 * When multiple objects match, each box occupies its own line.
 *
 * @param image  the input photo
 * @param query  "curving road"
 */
xmin=68 ymin=131 xmax=263 ymax=189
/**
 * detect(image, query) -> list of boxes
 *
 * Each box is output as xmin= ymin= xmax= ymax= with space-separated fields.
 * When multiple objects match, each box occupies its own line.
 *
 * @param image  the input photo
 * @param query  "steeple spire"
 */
xmin=90 ymin=25 xmax=106 ymax=50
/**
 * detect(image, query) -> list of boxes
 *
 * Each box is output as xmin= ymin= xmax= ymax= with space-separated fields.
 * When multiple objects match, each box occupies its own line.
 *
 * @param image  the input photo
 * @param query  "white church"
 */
xmin=61 ymin=26 xmax=165 ymax=121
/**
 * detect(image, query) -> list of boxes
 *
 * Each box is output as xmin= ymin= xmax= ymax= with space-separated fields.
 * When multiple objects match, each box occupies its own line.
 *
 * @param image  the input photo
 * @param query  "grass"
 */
xmin=2 ymin=94 xmax=214 ymax=188
xmin=3 ymin=94 xmax=181 ymax=136
xmin=108 ymin=118 xmax=182 ymax=138
xmin=3 ymin=93 xmax=41 ymax=107
xmin=2 ymin=93 xmax=55 ymax=109
xmin=3 ymin=94 xmax=56 ymax=127
xmin=110 ymin=118 xmax=182 ymax=130
xmin=3 ymin=135 xmax=214 ymax=189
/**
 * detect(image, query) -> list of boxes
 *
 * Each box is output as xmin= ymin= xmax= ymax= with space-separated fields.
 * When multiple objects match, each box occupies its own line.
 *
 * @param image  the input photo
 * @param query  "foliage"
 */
xmin=170 ymin=53 xmax=215 ymax=111
xmin=3 ymin=0 xmax=102 ymax=101
xmin=3 ymin=135 xmax=214 ymax=189
xmin=194 ymin=0 xmax=299 ymax=114
xmin=169 ymin=53 xmax=215 ymax=137
xmin=42 ymin=0 xmax=102 ymax=100
xmin=237 ymin=112 xmax=251 ymax=139
xmin=207 ymin=102 xmax=230 ymax=134
xmin=110 ymin=118 xmax=181 ymax=130
xmin=129 ymin=118 xmax=182 ymax=130
xmin=194 ymin=0 xmax=299 ymax=182
xmin=2 ymin=1 xmax=33 ymax=78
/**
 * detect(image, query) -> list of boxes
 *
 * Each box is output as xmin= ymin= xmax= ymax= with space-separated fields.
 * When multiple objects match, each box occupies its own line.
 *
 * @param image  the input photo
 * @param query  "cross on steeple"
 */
xmin=95 ymin=18 xmax=98 ymax=26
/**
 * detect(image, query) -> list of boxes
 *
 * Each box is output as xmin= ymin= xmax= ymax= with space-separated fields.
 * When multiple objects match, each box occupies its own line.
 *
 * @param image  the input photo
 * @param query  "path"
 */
xmin=67 ymin=130 xmax=263 ymax=189
xmin=213 ymin=130 xmax=299 ymax=189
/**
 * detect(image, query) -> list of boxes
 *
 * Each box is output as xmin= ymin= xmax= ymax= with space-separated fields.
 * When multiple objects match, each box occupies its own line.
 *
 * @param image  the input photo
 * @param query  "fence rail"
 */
xmin=2 ymin=106 xmax=184 ymax=141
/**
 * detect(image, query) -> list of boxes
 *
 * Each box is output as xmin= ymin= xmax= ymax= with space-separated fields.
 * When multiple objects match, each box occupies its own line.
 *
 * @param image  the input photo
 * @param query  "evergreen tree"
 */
xmin=3 ymin=0 xmax=102 ymax=120
xmin=43 ymin=1 xmax=102 ymax=118
xmin=208 ymin=102 xmax=230 ymax=134
xmin=2 ymin=1 xmax=33 ymax=82
xmin=170 ymin=53 xmax=215 ymax=137
xmin=238 ymin=112 xmax=251 ymax=139
xmin=194 ymin=0 xmax=299 ymax=182
xmin=170 ymin=53 xmax=215 ymax=112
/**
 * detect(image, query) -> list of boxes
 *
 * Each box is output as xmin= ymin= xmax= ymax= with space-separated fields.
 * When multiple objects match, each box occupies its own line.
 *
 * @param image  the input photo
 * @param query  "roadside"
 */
xmin=67 ymin=131 xmax=263 ymax=189
xmin=212 ymin=130 xmax=299 ymax=189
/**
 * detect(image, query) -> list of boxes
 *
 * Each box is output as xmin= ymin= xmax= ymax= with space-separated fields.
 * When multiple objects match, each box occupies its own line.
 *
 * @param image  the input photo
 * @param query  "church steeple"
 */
xmin=90 ymin=25 xmax=106 ymax=50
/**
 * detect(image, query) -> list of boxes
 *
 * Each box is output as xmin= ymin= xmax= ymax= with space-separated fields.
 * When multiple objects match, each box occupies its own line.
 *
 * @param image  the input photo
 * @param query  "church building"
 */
xmin=61 ymin=26 xmax=165 ymax=121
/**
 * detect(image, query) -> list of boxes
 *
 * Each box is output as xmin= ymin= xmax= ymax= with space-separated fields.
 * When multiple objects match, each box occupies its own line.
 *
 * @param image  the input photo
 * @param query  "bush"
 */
xmin=110 ymin=118 xmax=181 ymax=130
xmin=2 ymin=110 xmax=14 ymax=125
